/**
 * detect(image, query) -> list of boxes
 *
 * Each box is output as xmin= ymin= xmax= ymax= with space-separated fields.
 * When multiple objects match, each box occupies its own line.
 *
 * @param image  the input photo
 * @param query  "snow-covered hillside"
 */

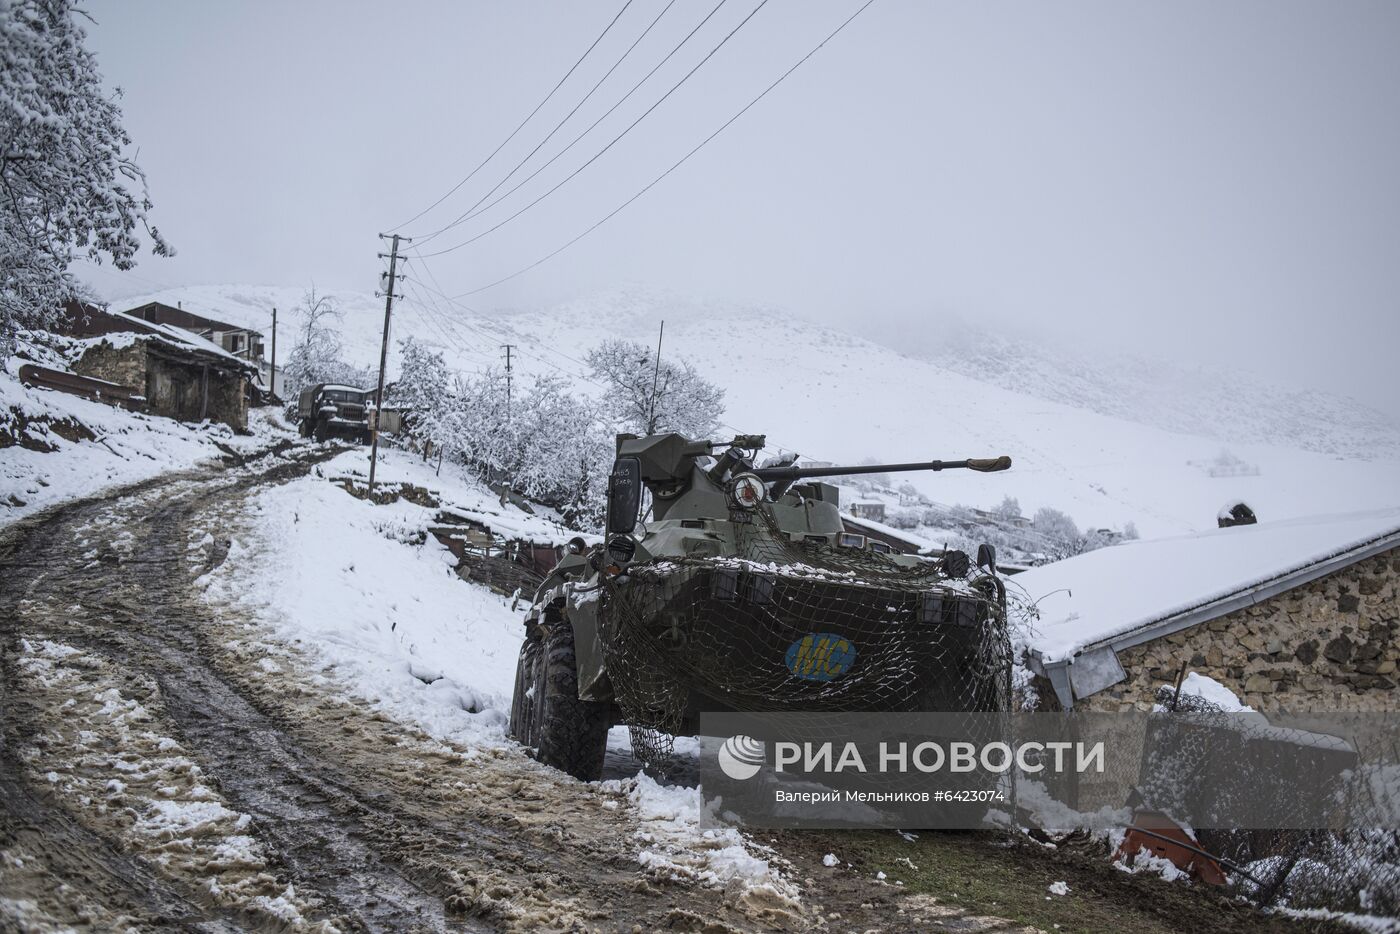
xmin=111 ymin=284 xmax=1400 ymax=538
xmin=908 ymin=320 xmax=1400 ymax=462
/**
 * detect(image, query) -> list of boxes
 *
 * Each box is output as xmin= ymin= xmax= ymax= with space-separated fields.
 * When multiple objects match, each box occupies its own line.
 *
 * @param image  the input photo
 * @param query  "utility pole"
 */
xmin=370 ymin=233 xmax=409 ymax=494
xmin=501 ymin=344 xmax=515 ymax=419
xmin=646 ymin=320 xmax=664 ymax=433
xmin=269 ymin=306 xmax=277 ymax=399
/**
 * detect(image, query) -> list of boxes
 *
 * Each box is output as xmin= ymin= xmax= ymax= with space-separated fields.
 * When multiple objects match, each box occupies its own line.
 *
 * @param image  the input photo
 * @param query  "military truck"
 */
xmin=296 ymin=384 xmax=372 ymax=443
xmin=508 ymin=431 xmax=1014 ymax=781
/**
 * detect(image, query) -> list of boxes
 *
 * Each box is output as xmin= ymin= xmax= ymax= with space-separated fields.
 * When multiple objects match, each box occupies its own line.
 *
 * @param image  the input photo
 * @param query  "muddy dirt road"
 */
xmin=0 ymin=443 xmax=997 ymax=933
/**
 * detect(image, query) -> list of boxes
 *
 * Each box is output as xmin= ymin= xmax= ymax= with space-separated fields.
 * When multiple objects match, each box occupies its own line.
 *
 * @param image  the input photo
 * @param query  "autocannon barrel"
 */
xmin=752 ymin=456 xmax=1011 ymax=482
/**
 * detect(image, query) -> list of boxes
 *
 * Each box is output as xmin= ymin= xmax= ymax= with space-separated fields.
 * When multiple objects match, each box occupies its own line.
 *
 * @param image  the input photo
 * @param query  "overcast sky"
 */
xmin=79 ymin=0 xmax=1400 ymax=415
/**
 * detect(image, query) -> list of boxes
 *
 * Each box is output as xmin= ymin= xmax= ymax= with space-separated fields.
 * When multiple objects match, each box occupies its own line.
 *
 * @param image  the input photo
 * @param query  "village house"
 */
xmin=55 ymin=302 xmax=258 ymax=431
xmin=124 ymin=301 xmax=282 ymax=397
xmin=1018 ymin=507 xmax=1400 ymax=712
xmin=850 ymin=501 xmax=887 ymax=522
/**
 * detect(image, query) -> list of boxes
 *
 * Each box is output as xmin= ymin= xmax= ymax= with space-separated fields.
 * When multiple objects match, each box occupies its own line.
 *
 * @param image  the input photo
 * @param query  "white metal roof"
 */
xmin=1019 ymin=506 xmax=1400 ymax=665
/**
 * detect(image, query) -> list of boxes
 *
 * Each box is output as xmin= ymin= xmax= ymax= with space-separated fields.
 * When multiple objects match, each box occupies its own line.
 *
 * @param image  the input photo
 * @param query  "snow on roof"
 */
xmin=90 ymin=309 xmax=252 ymax=368
xmin=1019 ymin=507 xmax=1400 ymax=664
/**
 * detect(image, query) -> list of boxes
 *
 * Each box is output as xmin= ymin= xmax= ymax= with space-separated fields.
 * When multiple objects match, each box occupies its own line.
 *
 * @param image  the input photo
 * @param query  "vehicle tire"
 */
xmin=298 ymin=418 xmax=310 ymax=437
xmin=314 ymin=419 xmax=329 ymax=443
xmin=508 ymin=633 xmax=542 ymax=746
xmin=532 ymin=620 xmax=611 ymax=782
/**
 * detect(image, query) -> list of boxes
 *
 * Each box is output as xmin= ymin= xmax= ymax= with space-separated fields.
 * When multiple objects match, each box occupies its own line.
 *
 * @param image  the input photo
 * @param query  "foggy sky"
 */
xmin=78 ymin=0 xmax=1400 ymax=416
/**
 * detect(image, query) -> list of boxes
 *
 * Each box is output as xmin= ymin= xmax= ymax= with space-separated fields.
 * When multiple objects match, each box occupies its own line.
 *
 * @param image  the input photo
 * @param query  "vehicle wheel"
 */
xmin=297 ymin=418 xmax=310 ymax=437
xmin=508 ymin=632 xmax=542 ymax=746
xmin=314 ymin=419 xmax=329 ymax=443
xmin=531 ymin=620 xmax=611 ymax=782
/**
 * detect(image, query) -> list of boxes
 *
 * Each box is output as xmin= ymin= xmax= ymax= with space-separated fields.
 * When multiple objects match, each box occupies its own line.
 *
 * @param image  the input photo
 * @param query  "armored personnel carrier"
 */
xmin=508 ymin=432 xmax=1013 ymax=781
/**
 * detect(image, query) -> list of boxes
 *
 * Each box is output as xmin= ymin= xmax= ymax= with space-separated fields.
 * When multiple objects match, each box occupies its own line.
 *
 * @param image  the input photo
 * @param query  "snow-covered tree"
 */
xmin=507 ymin=375 xmax=611 ymax=527
xmin=1031 ymin=507 xmax=1083 ymax=561
xmin=585 ymin=338 xmax=724 ymax=438
xmin=388 ymin=336 xmax=453 ymax=453
xmin=282 ymin=288 xmax=369 ymax=397
xmin=993 ymin=495 xmax=1022 ymax=521
xmin=1 ymin=0 xmax=171 ymax=355
xmin=387 ymin=352 xmax=613 ymax=529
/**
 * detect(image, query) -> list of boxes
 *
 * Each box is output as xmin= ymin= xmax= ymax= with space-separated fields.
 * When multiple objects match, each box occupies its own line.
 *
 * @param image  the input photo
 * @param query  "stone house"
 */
xmin=123 ymin=301 xmax=282 ymax=397
xmin=850 ymin=501 xmax=887 ymax=522
xmin=1019 ymin=508 xmax=1400 ymax=712
xmin=57 ymin=304 xmax=257 ymax=431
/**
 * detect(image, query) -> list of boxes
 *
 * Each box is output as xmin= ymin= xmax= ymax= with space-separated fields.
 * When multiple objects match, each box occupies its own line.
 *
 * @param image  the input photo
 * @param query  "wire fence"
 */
xmin=1020 ymin=686 xmax=1400 ymax=925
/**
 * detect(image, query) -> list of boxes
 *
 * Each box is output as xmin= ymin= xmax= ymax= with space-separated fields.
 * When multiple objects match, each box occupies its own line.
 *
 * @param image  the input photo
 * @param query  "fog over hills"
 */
xmin=115 ymin=284 xmax=1400 ymax=538
xmin=884 ymin=317 xmax=1400 ymax=463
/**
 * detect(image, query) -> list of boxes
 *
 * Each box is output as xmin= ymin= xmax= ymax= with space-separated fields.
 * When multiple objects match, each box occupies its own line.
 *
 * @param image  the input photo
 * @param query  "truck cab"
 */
xmin=296 ymin=384 xmax=371 ymax=443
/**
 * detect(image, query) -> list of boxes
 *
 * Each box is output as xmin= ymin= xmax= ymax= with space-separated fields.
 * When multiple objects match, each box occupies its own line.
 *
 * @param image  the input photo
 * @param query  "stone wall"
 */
xmin=73 ymin=340 xmax=149 ymax=392
xmin=75 ymin=338 xmax=248 ymax=432
xmin=1073 ymin=547 xmax=1400 ymax=712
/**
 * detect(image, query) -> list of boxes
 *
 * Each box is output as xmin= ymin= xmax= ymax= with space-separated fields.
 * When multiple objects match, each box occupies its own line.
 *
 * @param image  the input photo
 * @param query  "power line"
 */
xmin=386 ymin=0 xmax=636 ymax=233
xmin=409 ymin=0 xmax=684 ymax=246
xmin=416 ymin=0 xmax=773 ymax=259
xmin=399 ymin=285 xmax=490 ymax=365
xmin=410 ymin=0 xmax=726 ymax=247
xmin=397 ymin=265 xmax=497 ymax=366
xmin=442 ymin=0 xmax=877 ymax=293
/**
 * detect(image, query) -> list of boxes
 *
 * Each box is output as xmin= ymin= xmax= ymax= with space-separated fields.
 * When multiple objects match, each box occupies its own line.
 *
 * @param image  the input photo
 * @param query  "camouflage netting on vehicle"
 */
xmin=601 ymin=506 xmax=1012 ymax=767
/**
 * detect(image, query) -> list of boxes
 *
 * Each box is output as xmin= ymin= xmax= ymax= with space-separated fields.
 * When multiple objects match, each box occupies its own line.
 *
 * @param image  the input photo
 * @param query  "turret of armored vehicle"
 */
xmin=296 ymin=384 xmax=372 ymax=444
xmin=508 ymin=432 xmax=1014 ymax=781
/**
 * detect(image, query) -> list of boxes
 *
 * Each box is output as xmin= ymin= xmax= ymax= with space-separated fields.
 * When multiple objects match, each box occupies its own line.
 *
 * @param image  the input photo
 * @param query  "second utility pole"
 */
xmin=501 ymin=343 xmax=515 ymax=419
xmin=269 ymin=306 xmax=277 ymax=399
xmin=369 ymin=233 xmax=409 ymax=494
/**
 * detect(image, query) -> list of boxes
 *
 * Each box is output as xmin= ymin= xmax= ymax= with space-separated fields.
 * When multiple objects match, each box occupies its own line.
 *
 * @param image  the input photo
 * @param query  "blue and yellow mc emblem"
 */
xmin=785 ymin=633 xmax=858 ymax=682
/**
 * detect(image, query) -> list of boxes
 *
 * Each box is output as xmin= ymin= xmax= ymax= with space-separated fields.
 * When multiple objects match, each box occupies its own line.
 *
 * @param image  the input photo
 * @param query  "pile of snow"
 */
xmin=197 ymin=447 xmax=532 ymax=747
xmin=1017 ymin=507 xmax=1400 ymax=662
xmin=1167 ymin=672 xmax=1254 ymax=713
xmin=602 ymin=772 xmax=800 ymax=912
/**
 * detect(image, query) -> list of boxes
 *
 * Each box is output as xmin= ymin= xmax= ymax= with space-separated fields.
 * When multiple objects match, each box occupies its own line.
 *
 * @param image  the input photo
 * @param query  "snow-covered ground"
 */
xmin=198 ymin=447 xmax=532 ymax=747
xmin=113 ymin=283 xmax=1400 ymax=539
xmin=0 ymin=361 xmax=293 ymax=528
xmin=194 ymin=444 xmax=798 ymax=901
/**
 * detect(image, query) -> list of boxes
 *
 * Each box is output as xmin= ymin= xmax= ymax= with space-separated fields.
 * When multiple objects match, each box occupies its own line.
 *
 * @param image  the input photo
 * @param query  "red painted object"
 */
xmin=1115 ymin=809 xmax=1228 ymax=886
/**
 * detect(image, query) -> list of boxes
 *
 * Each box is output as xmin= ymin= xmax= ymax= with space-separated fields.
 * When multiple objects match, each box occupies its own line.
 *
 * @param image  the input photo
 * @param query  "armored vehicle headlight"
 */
xmin=605 ymin=534 xmax=636 ymax=567
xmin=728 ymin=473 xmax=765 ymax=510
